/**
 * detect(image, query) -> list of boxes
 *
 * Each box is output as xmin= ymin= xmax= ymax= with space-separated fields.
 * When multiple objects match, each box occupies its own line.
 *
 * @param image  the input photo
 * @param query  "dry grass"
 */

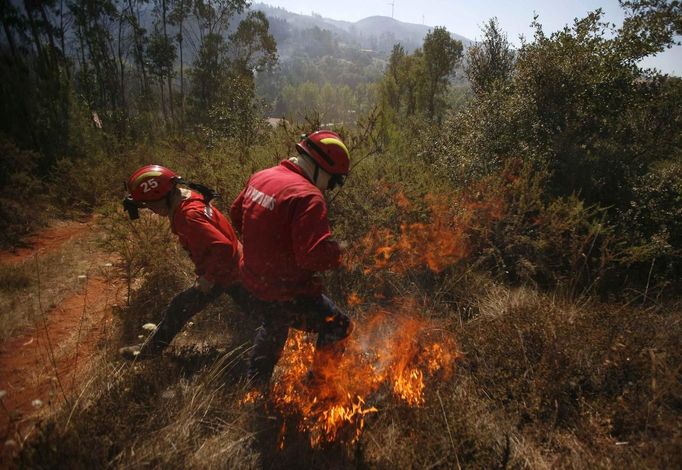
xmin=107 ymin=353 xmax=260 ymax=469
xmin=459 ymin=285 xmax=682 ymax=468
xmin=17 ymin=331 xmax=261 ymax=469
xmin=10 ymin=164 xmax=681 ymax=468
xmin=15 ymin=268 xmax=681 ymax=469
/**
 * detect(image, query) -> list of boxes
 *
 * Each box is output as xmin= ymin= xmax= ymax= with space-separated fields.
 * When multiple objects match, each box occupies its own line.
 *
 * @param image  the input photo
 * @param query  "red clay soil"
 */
xmin=0 ymin=218 xmax=94 ymax=265
xmin=0 ymin=218 xmax=123 ymax=465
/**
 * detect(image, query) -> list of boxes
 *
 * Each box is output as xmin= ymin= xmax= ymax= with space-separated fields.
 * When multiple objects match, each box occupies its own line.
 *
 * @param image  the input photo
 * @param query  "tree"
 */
xmin=618 ymin=0 xmax=682 ymax=61
xmin=70 ymin=0 xmax=121 ymax=111
xmin=169 ymin=0 xmax=191 ymax=124
xmin=189 ymin=32 xmax=228 ymax=117
xmin=123 ymin=0 xmax=150 ymax=97
xmin=192 ymin=0 xmax=247 ymax=37
xmin=382 ymin=44 xmax=406 ymax=112
xmin=465 ymin=17 xmax=515 ymax=96
xmin=157 ymin=0 xmax=173 ymax=119
xmin=0 ymin=0 xmax=79 ymax=165
xmin=421 ymin=26 xmax=462 ymax=120
xmin=436 ymin=7 xmax=682 ymax=211
xmin=187 ymin=0 xmax=249 ymax=128
xmin=188 ymin=5 xmax=278 ymax=146
xmin=229 ymin=10 xmax=277 ymax=75
xmin=1 ymin=0 xmax=24 ymax=65
xmin=379 ymin=43 xmax=426 ymax=118
xmin=146 ymin=30 xmax=176 ymax=122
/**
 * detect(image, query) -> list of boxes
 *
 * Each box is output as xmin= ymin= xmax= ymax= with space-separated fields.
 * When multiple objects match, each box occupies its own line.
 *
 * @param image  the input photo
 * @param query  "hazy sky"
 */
xmin=258 ymin=0 xmax=681 ymax=75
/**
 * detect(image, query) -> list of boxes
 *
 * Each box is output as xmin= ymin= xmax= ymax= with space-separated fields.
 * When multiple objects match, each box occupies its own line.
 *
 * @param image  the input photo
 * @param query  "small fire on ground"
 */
xmin=240 ymin=191 xmax=480 ymax=448
xmin=262 ymin=303 xmax=460 ymax=449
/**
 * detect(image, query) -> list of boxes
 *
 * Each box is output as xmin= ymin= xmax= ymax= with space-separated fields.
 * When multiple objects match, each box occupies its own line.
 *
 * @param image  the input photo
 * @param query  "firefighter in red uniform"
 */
xmin=231 ymin=130 xmax=353 ymax=389
xmin=119 ymin=165 xmax=246 ymax=359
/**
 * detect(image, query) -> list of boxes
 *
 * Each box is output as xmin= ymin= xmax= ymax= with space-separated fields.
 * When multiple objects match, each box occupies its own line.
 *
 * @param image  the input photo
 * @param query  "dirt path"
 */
xmin=0 ymin=219 xmax=124 ymax=463
xmin=0 ymin=218 xmax=94 ymax=266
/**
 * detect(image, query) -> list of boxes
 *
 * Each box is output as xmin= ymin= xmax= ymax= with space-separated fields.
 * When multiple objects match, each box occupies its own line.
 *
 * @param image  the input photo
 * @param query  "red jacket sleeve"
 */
xmin=174 ymin=208 xmax=239 ymax=284
xmin=290 ymin=194 xmax=341 ymax=271
xmin=230 ymin=187 xmax=246 ymax=235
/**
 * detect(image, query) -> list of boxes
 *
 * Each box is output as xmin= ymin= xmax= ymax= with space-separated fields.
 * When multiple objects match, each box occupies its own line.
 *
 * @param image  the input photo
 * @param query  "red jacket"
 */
xmin=171 ymin=191 xmax=242 ymax=288
xmin=231 ymin=160 xmax=341 ymax=301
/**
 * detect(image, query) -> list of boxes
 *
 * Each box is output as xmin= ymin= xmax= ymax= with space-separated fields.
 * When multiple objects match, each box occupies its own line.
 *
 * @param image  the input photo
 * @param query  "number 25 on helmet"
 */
xmin=123 ymin=165 xmax=179 ymax=219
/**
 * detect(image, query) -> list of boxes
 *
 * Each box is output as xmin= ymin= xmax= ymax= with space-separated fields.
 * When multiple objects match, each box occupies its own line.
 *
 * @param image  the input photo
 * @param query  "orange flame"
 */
xmin=247 ymin=188 xmax=488 ymax=449
xmin=347 ymin=292 xmax=362 ymax=307
xmin=349 ymin=191 xmax=505 ymax=275
xmin=395 ymin=190 xmax=411 ymax=210
xmin=268 ymin=305 xmax=460 ymax=448
xmin=240 ymin=389 xmax=263 ymax=405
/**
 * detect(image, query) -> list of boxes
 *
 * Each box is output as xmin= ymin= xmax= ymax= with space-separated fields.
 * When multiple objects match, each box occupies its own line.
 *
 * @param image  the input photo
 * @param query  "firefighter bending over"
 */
xmin=231 ymin=130 xmax=353 ymax=390
xmin=119 ymin=165 xmax=246 ymax=360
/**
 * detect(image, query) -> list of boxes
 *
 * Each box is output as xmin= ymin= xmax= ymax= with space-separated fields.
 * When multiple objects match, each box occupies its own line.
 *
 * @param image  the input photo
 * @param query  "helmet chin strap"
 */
xmin=299 ymin=153 xmax=323 ymax=189
xmin=312 ymin=164 xmax=320 ymax=187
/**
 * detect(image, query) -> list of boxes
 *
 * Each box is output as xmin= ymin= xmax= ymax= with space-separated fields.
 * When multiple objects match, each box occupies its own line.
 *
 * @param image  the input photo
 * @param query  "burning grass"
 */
xmin=264 ymin=303 xmax=461 ymax=449
xmin=11 ymin=169 xmax=682 ymax=468
xmin=347 ymin=191 xmax=503 ymax=276
xmin=14 ymin=276 xmax=682 ymax=469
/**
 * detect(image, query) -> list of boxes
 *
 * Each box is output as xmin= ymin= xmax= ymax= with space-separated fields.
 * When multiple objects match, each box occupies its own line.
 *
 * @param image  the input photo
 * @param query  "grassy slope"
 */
xmin=15 ymin=254 xmax=681 ymax=469
xmin=10 ymin=135 xmax=682 ymax=468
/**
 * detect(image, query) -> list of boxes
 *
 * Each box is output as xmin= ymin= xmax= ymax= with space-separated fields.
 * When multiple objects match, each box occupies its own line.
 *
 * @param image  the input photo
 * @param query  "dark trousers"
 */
xmin=247 ymin=294 xmax=352 ymax=386
xmin=146 ymin=284 xmax=247 ymax=353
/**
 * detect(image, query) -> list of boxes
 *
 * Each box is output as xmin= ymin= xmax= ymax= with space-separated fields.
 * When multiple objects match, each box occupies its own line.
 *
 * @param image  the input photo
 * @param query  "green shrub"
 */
xmin=618 ymin=158 xmax=682 ymax=291
xmin=0 ymin=136 xmax=50 ymax=248
xmin=101 ymin=206 xmax=200 ymax=352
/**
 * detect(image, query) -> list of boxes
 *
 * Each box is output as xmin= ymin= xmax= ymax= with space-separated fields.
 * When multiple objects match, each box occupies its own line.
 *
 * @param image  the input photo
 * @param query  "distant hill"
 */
xmin=249 ymin=3 xmax=472 ymax=118
xmin=350 ymin=15 xmax=471 ymax=48
xmin=250 ymin=3 xmax=473 ymax=58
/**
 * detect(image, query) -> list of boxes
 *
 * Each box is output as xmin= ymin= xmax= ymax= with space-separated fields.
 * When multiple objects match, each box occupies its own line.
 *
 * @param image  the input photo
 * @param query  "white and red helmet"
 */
xmin=126 ymin=165 xmax=179 ymax=202
xmin=296 ymin=130 xmax=350 ymax=176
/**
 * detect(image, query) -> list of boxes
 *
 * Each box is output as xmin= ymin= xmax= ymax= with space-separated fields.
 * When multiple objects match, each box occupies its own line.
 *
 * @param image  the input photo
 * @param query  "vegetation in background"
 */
xmin=418 ymin=6 xmax=682 ymax=295
xmin=1 ymin=0 xmax=681 ymax=468
xmin=255 ymin=30 xmax=385 ymax=122
xmin=0 ymin=0 xmax=281 ymax=248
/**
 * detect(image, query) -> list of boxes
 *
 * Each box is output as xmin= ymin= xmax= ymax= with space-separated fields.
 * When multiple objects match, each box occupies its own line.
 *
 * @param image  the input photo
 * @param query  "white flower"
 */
xmin=142 ymin=323 xmax=157 ymax=331
xmin=32 ymin=399 xmax=43 ymax=408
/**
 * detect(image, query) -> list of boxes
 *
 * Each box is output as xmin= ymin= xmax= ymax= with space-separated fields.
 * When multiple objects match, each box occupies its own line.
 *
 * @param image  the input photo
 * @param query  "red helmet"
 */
xmin=296 ymin=130 xmax=350 ymax=175
xmin=126 ymin=165 xmax=179 ymax=202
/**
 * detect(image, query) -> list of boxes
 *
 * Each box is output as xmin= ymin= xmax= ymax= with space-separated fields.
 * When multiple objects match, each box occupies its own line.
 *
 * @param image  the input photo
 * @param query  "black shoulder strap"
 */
xmin=176 ymin=177 xmax=219 ymax=204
